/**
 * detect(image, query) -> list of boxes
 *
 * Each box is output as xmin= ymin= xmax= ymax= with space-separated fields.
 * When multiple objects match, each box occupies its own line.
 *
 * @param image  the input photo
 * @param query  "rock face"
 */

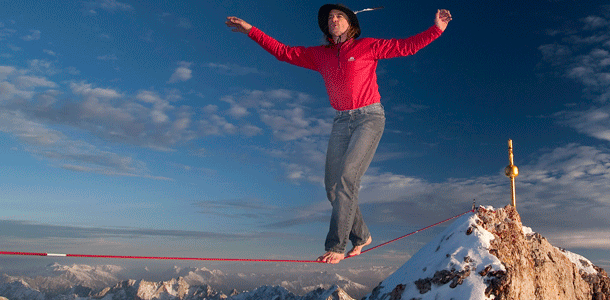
xmin=477 ymin=205 xmax=609 ymax=300
xmin=93 ymin=277 xmax=230 ymax=299
xmin=363 ymin=205 xmax=610 ymax=300
xmin=230 ymin=285 xmax=354 ymax=300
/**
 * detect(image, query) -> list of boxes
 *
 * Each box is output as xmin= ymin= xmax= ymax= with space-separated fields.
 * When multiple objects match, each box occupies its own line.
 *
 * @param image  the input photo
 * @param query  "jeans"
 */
xmin=324 ymin=102 xmax=385 ymax=253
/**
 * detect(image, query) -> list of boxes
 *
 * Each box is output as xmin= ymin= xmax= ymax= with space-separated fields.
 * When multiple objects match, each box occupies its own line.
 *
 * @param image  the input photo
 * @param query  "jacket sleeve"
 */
xmin=248 ymin=27 xmax=317 ymax=71
xmin=371 ymin=25 xmax=443 ymax=60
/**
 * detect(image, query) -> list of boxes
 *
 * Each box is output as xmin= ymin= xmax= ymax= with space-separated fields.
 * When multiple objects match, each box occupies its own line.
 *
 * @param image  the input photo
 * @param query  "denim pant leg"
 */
xmin=324 ymin=103 xmax=385 ymax=253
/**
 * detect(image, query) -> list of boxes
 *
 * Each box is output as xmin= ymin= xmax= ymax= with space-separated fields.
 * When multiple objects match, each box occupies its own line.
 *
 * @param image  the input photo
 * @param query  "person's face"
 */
xmin=328 ymin=9 xmax=350 ymax=38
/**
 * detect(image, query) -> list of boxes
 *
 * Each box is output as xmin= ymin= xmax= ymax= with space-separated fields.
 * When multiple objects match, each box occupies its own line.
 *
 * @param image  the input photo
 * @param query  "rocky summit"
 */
xmin=362 ymin=205 xmax=610 ymax=300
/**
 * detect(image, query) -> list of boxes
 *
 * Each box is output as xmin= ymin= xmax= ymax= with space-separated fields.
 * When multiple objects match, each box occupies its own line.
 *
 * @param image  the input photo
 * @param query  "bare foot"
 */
xmin=316 ymin=251 xmax=345 ymax=264
xmin=346 ymin=236 xmax=372 ymax=257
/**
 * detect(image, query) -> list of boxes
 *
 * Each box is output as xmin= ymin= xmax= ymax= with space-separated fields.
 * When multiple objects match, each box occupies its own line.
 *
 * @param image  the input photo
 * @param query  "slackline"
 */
xmin=0 ymin=208 xmax=475 ymax=263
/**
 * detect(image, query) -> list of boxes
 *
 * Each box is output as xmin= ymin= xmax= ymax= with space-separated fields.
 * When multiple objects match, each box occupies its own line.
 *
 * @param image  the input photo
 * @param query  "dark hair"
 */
xmin=323 ymin=22 xmax=360 ymax=46
xmin=319 ymin=4 xmax=361 ymax=46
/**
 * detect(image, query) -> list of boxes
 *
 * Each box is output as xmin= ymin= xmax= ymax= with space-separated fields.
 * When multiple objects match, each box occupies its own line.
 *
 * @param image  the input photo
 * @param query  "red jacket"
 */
xmin=248 ymin=25 xmax=443 ymax=111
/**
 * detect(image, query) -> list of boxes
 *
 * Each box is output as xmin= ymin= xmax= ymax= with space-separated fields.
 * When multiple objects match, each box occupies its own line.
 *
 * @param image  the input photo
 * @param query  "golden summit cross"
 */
xmin=504 ymin=139 xmax=519 ymax=207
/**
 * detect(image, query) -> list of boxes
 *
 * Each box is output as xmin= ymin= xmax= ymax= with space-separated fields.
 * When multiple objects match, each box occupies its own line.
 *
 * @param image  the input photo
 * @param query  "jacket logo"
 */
xmin=348 ymin=57 xmax=355 ymax=61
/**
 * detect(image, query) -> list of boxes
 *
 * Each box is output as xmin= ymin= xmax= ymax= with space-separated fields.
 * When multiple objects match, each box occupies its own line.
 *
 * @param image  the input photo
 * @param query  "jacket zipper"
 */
xmin=337 ymin=45 xmax=341 ymax=69
xmin=336 ymin=37 xmax=342 ymax=69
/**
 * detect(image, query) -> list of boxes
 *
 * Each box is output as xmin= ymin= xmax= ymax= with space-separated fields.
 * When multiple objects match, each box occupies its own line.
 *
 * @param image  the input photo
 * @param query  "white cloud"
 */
xmin=260 ymin=106 xmax=331 ymax=141
xmin=27 ymin=59 xmax=60 ymax=75
xmin=66 ymin=66 xmax=80 ymax=75
xmin=0 ymin=82 xmax=35 ymax=101
xmin=70 ymin=81 xmax=121 ymax=99
xmin=34 ymin=89 xmax=61 ymax=107
xmin=136 ymin=90 xmax=175 ymax=124
xmin=540 ymin=13 xmax=610 ymax=141
xmin=206 ymin=62 xmax=260 ymax=76
xmin=0 ymin=66 xmax=16 ymax=80
xmin=13 ymin=75 xmax=57 ymax=89
xmin=546 ymin=230 xmax=610 ymax=249
xmin=87 ymin=0 xmax=134 ymax=12
xmin=168 ymin=61 xmax=192 ymax=83
xmin=221 ymin=89 xmax=309 ymax=111
xmin=240 ymin=124 xmax=263 ymax=136
xmin=219 ymin=89 xmax=324 ymax=139
xmin=0 ymin=104 xmax=157 ymax=178
xmin=21 ymin=29 xmax=41 ymax=41
xmin=8 ymin=80 xmax=196 ymax=150
xmin=228 ymin=104 xmax=249 ymax=118
xmin=583 ymin=16 xmax=609 ymax=30
xmin=198 ymin=114 xmax=237 ymax=136
xmin=136 ymin=90 xmax=163 ymax=104
xmin=0 ymin=110 xmax=64 ymax=146
xmin=0 ymin=28 xmax=16 ymax=41
xmin=99 ymin=0 xmax=132 ymax=11
xmin=7 ymin=44 xmax=20 ymax=51
xmin=43 ymin=49 xmax=56 ymax=56
xmin=558 ymin=106 xmax=610 ymax=141
xmin=540 ymin=15 xmax=610 ymax=101
xmin=214 ymin=89 xmax=331 ymax=182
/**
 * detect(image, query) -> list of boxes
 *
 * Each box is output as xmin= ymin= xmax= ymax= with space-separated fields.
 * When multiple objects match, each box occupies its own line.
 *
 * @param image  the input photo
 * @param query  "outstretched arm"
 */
xmin=372 ymin=9 xmax=451 ymax=59
xmin=225 ymin=16 xmax=316 ymax=71
xmin=435 ymin=9 xmax=452 ymax=32
xmin=225 ymin=16 xmax=252 ymax=34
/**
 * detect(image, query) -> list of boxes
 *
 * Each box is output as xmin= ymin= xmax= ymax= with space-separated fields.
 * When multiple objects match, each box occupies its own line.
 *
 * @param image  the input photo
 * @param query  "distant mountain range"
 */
xmin=0 ymin=261 xmax=372 ymax=299
xmin=0 ymin=273 xmax=355 ymax=300
xmin=2 ymin=205 xmax=609 ymax=299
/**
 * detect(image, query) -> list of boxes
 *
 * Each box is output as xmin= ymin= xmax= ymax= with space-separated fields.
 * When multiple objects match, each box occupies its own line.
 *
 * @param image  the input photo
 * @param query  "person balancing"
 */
xmin=226 ymin=4 xmax=452 ymax=264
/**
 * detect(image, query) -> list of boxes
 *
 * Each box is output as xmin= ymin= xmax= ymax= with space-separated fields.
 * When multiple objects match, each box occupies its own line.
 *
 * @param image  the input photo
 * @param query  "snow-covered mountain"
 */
xmin=2 ymin=205 xmax=609 ymax=300
xmin=0 ymin=275 xmax=355 ymax=300
xmin=361 ymin=205 xmax=610 ymax=300
xmin=1 ymin=262 xmax=125 ymax=299
xmin=229 ymin=285 xmax=354 ymax=300
xmin=0 ymin=264 xmax=369 ymax=299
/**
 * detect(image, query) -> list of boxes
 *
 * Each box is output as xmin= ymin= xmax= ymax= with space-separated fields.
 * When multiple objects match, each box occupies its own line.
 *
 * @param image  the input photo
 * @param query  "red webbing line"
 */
xmin=346 ymin=208 xmax=475 ymax=259
xmin=0 ymin=251 xmax=48 ymax=257
xmin=0 ymin=251 xmax=321 ymax=263
xmin=65 ymin=254 xmax=321 ymax=263
xmin=0 ymin=209 xmax=475 ymax=263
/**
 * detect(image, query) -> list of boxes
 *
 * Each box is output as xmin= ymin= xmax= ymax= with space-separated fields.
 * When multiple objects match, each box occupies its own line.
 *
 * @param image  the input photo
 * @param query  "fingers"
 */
xmin=437 ymin=9 xmax=452 ymax=22
xmin=225 ymin=16 xmax=241 ymax=26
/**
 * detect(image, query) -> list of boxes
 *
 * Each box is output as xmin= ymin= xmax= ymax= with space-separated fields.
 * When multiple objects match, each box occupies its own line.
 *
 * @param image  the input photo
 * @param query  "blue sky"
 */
xmin=1 ymin=0 xmax=610 ymax=272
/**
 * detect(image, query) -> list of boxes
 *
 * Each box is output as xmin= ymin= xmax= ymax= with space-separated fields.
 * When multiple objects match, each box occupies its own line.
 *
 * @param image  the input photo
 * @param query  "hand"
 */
xmin=226 ymin=16 xmax=253 ymax=34
xmin=435 ymin=9 xmax=452 ymax=32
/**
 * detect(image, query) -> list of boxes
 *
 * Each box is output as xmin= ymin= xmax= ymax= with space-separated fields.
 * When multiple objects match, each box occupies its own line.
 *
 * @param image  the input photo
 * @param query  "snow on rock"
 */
xmin=363 ymin=205 xmax=610 ymax=300
xmin=363 ymin=206 xmax=502 ymax=300
xmin=93 ymin=277 xmax=227 ymax=300
xmin=302 ymin=285 xmax=355 ymax=300
xmin=7 ymin=262 xmax=126 ymax=294
xmin=0 ymin=278 xmax=45 ymax=300
xmin=229 ymin=285 xmax=296 ymax=300
xmin=228 ymin=284 xmax=355 ymax=300
xmin=275 ymin=271 xmax=368 ymax=297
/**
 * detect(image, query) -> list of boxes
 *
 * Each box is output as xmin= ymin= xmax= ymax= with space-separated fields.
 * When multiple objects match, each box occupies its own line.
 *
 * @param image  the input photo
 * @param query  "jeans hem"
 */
xmin=352 ymin=234 xmax=371 ymax=247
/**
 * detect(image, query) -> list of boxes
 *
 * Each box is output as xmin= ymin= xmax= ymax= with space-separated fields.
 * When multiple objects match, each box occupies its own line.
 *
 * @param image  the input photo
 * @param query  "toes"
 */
xmin=317 ymin=252 xmax=344 ymax=264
